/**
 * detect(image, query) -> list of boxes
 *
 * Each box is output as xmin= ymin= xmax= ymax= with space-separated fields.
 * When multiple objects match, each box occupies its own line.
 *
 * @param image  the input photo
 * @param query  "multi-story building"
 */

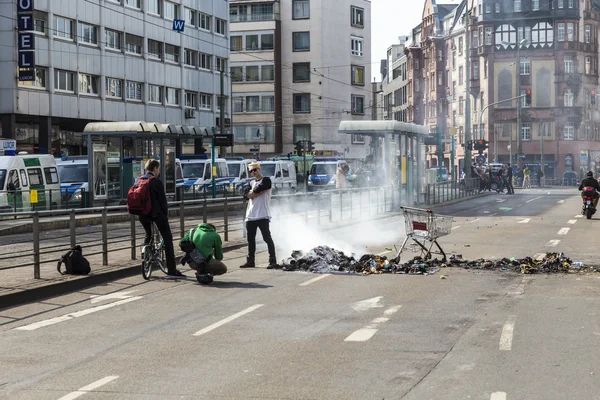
xmin=381 ymin=38 xmax=410 ymax=123
xmin=0 ymin=0 xmax=230 ymax=155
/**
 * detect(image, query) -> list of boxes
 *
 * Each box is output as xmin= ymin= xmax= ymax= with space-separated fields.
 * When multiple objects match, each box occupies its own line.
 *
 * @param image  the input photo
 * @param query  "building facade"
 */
xmin=0 ymin=0 xmax=230 ymax=155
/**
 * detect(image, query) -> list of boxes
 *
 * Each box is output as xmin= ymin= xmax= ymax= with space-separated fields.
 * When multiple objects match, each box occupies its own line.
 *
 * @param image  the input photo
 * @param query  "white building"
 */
xmin=0 ymin=0 xmax=229 ymax=155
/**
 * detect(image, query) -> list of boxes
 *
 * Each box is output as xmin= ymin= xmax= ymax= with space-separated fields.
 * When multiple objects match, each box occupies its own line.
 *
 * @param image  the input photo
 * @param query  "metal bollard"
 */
xmin=203 ymin=198 xmax=207 ymax=223
xmin=224 ymin=198 xmax=229 ymax=242
xmin=69 ymin=210 xmax=76 ymax=248
xmin=33 ymin=212 xmax=40 ymax=279
xmin=130 ymin=214 xmax=137 ymax=260
xmin=179 ymin=200 xmax=185 ymax=238
xmin=102 ymin=207 xmax=108 ymax=266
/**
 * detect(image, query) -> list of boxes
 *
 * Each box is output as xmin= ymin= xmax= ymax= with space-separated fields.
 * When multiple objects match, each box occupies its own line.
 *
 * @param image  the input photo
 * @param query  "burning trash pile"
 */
xmin=277 ymin=246 xmax=600 ymax=275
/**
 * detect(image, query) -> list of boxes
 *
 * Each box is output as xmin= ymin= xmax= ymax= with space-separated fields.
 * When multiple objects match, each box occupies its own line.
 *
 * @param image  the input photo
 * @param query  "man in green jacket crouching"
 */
xmin=179 ymin=223 xmax=227 ymax=283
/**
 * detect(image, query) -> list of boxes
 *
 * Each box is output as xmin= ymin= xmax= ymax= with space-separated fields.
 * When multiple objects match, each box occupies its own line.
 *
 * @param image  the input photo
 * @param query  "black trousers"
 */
xmin=140 ymin=215 xmax=176 ymax=271
xmin=246 ymin=219 xmax=276 ymax=260
xmin=506 ymin=178 xmax=515 ymax=194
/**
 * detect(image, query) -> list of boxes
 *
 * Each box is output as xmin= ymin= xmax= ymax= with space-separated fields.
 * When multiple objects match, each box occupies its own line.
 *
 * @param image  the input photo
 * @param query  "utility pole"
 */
xmin=212 ymin=68 xmax=225 ymax=199
xmin=464 ymin=6 xmax=472 ymax=177
xmin=516 ymin=44 xmax=521 ymax=166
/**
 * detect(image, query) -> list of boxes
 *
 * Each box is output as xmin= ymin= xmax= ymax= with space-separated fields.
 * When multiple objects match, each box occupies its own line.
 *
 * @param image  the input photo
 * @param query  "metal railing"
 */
xmin=0 ymin=188 xmax=88 ymax=216
xmin=424 ymin=178 xmax=481 ymax=205
xmin=1 ymin=186 xmax=403 ymax=280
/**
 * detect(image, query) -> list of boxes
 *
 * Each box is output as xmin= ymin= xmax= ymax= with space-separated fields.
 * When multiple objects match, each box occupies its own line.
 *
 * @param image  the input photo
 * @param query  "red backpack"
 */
xmin=127 ymin=176 xmax=154 ymax=215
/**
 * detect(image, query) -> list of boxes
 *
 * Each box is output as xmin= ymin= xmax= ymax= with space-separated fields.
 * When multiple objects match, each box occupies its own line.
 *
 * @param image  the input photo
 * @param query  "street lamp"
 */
xmin=501 ymin=38 xmax=529 ymax=165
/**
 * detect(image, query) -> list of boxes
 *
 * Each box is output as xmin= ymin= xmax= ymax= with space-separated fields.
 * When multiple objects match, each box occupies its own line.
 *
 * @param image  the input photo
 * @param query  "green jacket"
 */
xmin=180 ymin=223 xmax=223 ymax=262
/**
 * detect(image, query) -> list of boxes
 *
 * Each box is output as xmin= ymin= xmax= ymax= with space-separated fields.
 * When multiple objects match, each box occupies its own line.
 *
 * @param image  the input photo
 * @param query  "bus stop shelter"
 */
xmin=83 ymin=121 xmax=208 ymax=204
xmin=338 ymin=120 xmax=428 ymax=206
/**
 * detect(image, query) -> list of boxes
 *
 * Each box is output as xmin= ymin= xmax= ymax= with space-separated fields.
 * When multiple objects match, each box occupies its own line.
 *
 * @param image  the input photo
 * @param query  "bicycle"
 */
xmin=141 ymin=223 xmax=168 ymax=280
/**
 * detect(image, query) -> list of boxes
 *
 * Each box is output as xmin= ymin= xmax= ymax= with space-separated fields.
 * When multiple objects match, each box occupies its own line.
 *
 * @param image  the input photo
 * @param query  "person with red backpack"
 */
xmin=129 ymin=159 xmax=183 ymax=277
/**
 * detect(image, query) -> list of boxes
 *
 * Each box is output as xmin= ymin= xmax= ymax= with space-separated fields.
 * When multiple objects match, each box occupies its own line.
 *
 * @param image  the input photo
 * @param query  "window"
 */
xmin=148 ymin=85 xmax=162 ymax=103
xmin=199 ymin=53 xmax=211 ymax=70
xmin=459 ymin=96 xmax=464 ymax=114
xmin=458 ymin=37 xmax=463 ymax=54
xmin=246 ymin=96 xmax=260 ymax=112
xmin=520 ymin=57 xmax=530 ymax=75
xmin=532 ymin=22 xmax=553 ymax=45
xmin=586 ymin=56 xmax=591 ymax=74
xmin=231 ymin=66 xmax=243 ymax=82
xmin=199 ymin=13 xmax=211 ymax=31
xmin=184 ymin=49 xmax=197 ymax=67
xmin=293 ymin=93 xmax=311 ymax=113
xmin=351 ymin=65 xmax=365 ymax=85
xmin=485 ymin=27 xmax=492 ymax=45
xmin=568 ymin=0 xmax=573 ymax=8
xmin=261 ymin=65 xmax=274 ymax=81
xmin=521 ymin=123 xmax=531 ymax=140
xmin=262 ymin=95 xmax=275 ymax=112
xmin=230 ymin=5 xmax=247 ymax=22
xmin=293 ymin=32 xmax=310 ymax=51
xmin=472 ymin=31 xmax=479 ymax=48
xmin=233 ymin=97 xmax=244 ymax=112
xmin=126 ymin=81 xmax=142 ymax=101
xmin=351 ymin=6 xmax=364 ymax=28
xmin=77 ymin=22 xmax=98 ymax=45
xmin=148 ymin=39 xmax=163 ymax=59
xmin=514 ymin=0 xmax=521 ymax=12
xmin=452 ymin=51 xmax=456 ymax=69
xmin=293 ymin=0 xmax=310 ymax=19
xmin=351 ymin=36 xmax=363 ymax=56
xmin=33 ymin=11 xmax=47 ymax=35
xmin=124 ymin=0 xmax=140 ymax=9
xmin=185 ymin=8 xmax=196 ymax=27
xmin=105 ymin=77 xmax=122 ymax=98
xmin=148 ymin=0 xmax=161 ymax=15
xmin=164 ymin=1 xmax=178 ymax=19
xmin=520 ymin=89 xmax=530 ymax=107
xmin=261 ymin=34 xmax=274 ymax=50
xmin=246 ymin=34 xmax=259 ymax=50
xmin=352 ymin=95 xmax=365 ymax=114
xmin=246 ymin=65 xmax=259 ymax=81
xmin=79 ymin=74 xmax=99 ymax=95
xmin=44 ymin=167 xmax=59 ymax=184
xmin=216 ymin=18 xmax=227 ymax=35
xmin=517 ymin=26 xmax=532 ymax=43
xmin=564 ymin=89 xmax=574 ymax=107
xmin=532 ymin=0 xmax=539 ymax=10
xmin=18 ymin=67 xmax=47 ymax=89
xmin=558 ymin=0 xmax=563 ymax=8
xmin=586 ymin=25 xmax=591 ymax=43
xmin=28 ymin=169 xmax=43 ymax=186
xmin=485 ymin=3 xmax=491 ymax=13
xmin=125 ymin=34 xmax=143 ymax=54
xmin=54 ymin=16 xmax=73 ymax=40
xmin=216 ymin=57 xmax=226 ymax=72
xmin=185 ymin=92 xmax=197 ymax=108
xmin=54 ymin=70 xmax=74 ymax=92
xmin=567 ymin=23 xmax=574 ymax=41
xmin=459 ymin=66 xmax=464 ymax=84
xmin=495 ymin=2 xmax=501 ymax=12
xmin=294 ymin=125 xmax=311 ymax=142
xmin=293 ymin=62 xmax=310 ymax=82
xmin=165 ymin=44 xmax=179 ymax=63
xmin=563 ymin=122 xmax=574 ymax=140
xmin=7 ymin=170 xmax=20 ymax=189
xmin=199 ymin=93 xmax=212 ymax=110
xmin=230 ymin=36 xmax=242 ymax=51
xmin=564 ymin=55 xmax=574 ymax=73
xmin=105 ymin=29 xmax=122 ymax=50
xmin=165 ymin=88 xmax=179 ymax=105
xmin=558 ymin=23 xmax=565 ymax=42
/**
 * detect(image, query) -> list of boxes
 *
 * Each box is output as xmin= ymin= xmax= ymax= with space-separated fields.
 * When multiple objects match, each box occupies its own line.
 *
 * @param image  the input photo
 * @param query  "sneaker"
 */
xmin=267 ymin=258 xmax=279 ymax=269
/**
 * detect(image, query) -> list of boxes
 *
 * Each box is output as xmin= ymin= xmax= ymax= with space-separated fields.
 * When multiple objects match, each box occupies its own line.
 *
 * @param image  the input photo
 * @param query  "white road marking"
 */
xmin=490 ymin=213 xmax=498 ymax=216
xmin=351 ymin=296 xmax=384 ymax=312
xmin=557 ymin=200 xmax=565 ymax=204
xmin=299 ymin=274 xmax=331 ymax=286
xmin=568 ymin=219 xmax=577 ymax=225
xmin=499 ymin=315 xmax=517 ymax=351
xmin=470 ymin=218 xmax=481 ymax=223
xmin=15 ymin=297 xmax=142 ymax=331
xmin=517 ymin=218 xmax=530 ymax=224
xmin=557 ymin=227 xmax=570 ymax=235
xmin=575 ymin=215 xmax=583 ymax=218
xmin=57 ymin=376 xmax=119 ymax=400
xmin=547 ymin=239 xmax=561 ymax=247
xmin=526 ymin=196 xmax=543 ymax=203
xmin=345 ymin=306 xmax=401 ymax=342
xmin=451 ymin=225 xmax=461 ymax=230
xmin=193 ymin=304 xmax=263 ymax=336
xmin=490 ymin=392 xmax=507 ymax=400
xmin=496 ymin=199 xmax=506 ymax=203
xmin=89 ymin=290 xmax=137 ymax=304
xmin=508 ymin=280 xmax=526 ymax=296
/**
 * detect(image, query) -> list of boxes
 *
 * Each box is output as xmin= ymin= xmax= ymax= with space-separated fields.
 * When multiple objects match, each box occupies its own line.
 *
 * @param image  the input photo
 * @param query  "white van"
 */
xmin=307 ymin=159 xmax=349 ymax=191
xmin=258 ymin=160 xmax=297 ymax=193
xmin=180 ymin=156 xmax=229 ymax=194
xmin=226 ymin=158 xmax=256 ymax=193
xmin=0 ymin=153 xmax=61 ymax=212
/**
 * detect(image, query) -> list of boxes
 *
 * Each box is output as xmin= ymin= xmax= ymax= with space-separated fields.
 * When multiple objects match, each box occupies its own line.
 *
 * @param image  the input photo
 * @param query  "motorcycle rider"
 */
xmin=578 ymin=171 xmax=600 ymax=209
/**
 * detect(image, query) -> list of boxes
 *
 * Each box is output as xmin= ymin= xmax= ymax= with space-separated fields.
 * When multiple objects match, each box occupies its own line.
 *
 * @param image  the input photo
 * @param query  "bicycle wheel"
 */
xmin=157 ymin=241 xmax=169 ymax=275
xmin=141 ymin=245 xmax=153 ymax=280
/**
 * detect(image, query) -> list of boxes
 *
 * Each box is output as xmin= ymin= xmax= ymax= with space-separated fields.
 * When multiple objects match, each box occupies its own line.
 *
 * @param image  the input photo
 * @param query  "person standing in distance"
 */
xmin=139 ymin=159 xmax=184 ymax=277
xmin=240 ymin=162 xmax=278 ymax=269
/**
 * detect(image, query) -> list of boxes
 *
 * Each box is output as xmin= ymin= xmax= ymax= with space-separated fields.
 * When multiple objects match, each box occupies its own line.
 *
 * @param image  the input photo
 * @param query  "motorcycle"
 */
xmin=581 ymin=186 xmax=597 ymax=219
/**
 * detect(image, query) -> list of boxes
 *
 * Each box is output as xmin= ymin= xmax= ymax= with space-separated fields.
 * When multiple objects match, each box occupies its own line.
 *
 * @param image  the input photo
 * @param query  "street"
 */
xmin=1 ymin=188 xmax=600 ymax=400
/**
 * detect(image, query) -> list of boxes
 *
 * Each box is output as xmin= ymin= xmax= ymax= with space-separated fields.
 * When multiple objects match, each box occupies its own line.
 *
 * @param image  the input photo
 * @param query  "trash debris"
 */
xmin=275 ymin=247 xmax=600 ymax=276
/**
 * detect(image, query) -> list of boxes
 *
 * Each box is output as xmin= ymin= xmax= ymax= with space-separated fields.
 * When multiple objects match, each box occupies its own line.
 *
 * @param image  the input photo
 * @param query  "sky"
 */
xmin=371 ymin=0 xmax=461 ymax=81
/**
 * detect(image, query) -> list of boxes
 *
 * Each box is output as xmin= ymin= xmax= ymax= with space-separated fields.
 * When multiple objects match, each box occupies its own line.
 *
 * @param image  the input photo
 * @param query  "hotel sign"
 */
xmin=17 ymin=0 xmax=35 ymax=81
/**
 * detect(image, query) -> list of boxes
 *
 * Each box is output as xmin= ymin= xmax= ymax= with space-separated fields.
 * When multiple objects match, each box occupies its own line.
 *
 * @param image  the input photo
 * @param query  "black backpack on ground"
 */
xmin=57 ymin=245 xmax=91 ymax=275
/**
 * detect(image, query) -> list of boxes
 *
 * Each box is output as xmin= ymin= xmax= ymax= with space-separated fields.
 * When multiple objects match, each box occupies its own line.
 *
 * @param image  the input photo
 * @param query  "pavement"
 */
xmin=1 ymin=186 xmax=599 ymax=399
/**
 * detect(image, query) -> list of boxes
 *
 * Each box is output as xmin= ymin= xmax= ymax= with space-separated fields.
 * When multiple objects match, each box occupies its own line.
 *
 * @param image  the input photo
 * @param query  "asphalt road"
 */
xmin=1 ymin=188 xmax=599 ymax=400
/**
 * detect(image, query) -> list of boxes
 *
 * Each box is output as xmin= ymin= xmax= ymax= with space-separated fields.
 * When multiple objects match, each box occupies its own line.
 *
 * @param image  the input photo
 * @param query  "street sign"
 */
xmin=172 ymin=19 xmax=185 ymax=32
xmin=249 ymin=147 xmax=259 ymax=152
xmin=441 ymin=138 xmax=453 ymax=143
xmin=475 ymin=154 xmax=486 ymax=165
xmin=213 ymin=134 xmax=233 ymax=147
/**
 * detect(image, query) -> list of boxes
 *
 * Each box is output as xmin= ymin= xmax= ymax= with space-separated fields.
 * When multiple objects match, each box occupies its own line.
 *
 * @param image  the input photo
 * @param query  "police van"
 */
xmin=180 ymin=155 xmax=229 ymax=194
xmin=0 ymin=153 xmax=61 ymax=212
xmin=258 ymin=160 xmax=297 ymax=193
xmin=307 ymin=158 xmax=349 ymax=191
xmin=225 ymin=158 xmax=256 ymax=193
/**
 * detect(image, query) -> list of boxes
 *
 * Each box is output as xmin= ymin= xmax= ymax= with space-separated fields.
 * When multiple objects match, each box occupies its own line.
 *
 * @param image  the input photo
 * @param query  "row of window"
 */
xmin=290 ymin=0 xmax=365 ymax=28
xmin=483 ymin=0 xmax=575 ymax=14
xmin=494 ymin=122 xmax=577 ymax=141
xmin=233 ymin=95 xmax=275 ymax=113
xmin=230 ymin=3 xmax=275 ymax=22
xmin=6 ymin=167 xmax=59 ymax=190
xmin=231 ymin=65 xmax=275 ymax=82
xmin=19 ymin=67 xmax=222 ymax=110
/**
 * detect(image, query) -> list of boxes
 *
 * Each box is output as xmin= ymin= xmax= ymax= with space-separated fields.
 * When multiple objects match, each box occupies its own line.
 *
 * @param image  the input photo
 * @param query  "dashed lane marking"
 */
xmin=499 ymin=315 xmax=517 ymax=351
xmin=193 ymin=304 xmax=264 ymax=337
xmin=469 ymin=218 xmax=481 ymax=223
xmin=575 ymin=215 xmax=583 ymax=218
xmin=557 ymin=227 xmax=570 ymax=235
xmin=568 ymin=220 xmax=577 ymax=225
xmin=344 ymin=306 xmax=401 ymax=342
xmin=526 ymin=196 xmax=543 ymax=203
xmin=496 ymin=199 xmax=506 ymax=203
xmin=517 ymin=218 xmax=531 ymax=224
xmin=557 ymin=200 xmax=565 ymax=204
xmin=490 ymin=392 xmax=507 ymax=400
xmin=451 ymin=226 xmax=461 ymax=230
xmin=57 ymin=376 xmax=119 ymax=400
xmin=299 ymin=274 xmax=331 ymax=286
xmin=547 ymin=239 xmax=561 ymax=247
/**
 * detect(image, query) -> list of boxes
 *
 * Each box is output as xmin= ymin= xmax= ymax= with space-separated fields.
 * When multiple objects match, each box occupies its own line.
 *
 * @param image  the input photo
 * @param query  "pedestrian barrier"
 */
xmin=424 ymin=178 xmax=480 ymax=205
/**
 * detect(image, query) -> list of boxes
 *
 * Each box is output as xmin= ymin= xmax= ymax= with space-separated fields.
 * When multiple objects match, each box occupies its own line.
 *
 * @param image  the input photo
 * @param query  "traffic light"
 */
xmin=474 ymin=140 xmax=484 ymax=151
xmin=525 ymin=89 xmax=532 ymax=106
xmin=307 ymin=141 xmax=315 ymax=152
xmin=294 ymin=141 xmax=304 ymax=155
xmin=592 ymin=90 xmax=596 ymax=105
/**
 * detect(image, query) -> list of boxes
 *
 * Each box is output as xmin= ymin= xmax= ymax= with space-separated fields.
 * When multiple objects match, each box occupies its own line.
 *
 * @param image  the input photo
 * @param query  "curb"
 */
xmin=426 ymin=191 xmax=494 ymax=208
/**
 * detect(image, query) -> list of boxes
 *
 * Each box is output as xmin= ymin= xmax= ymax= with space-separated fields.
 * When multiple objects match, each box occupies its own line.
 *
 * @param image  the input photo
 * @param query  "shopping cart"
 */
xmin=395 ymin=206 xmax=454 ymax=262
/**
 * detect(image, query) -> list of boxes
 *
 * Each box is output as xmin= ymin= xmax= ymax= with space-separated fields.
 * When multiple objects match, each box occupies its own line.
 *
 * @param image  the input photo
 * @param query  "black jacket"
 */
xmin=507 ymin=167 xmax=513 ymax=179
xmin=141 ymin=172 xmax=169 ymax=219
xmin=579 ymin=177 xmax=600 ymax=191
